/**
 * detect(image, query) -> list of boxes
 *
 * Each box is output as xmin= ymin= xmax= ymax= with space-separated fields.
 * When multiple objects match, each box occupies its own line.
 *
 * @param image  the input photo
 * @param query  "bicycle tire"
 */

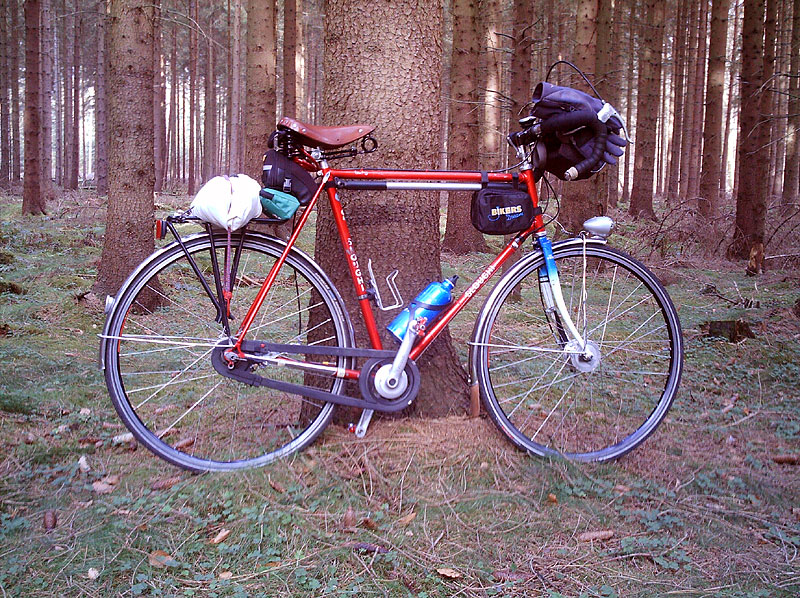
xmin=101 ymin=231 xmax=354 ymax=472
xmin=471 ymin=241 xmax=683 ymax=462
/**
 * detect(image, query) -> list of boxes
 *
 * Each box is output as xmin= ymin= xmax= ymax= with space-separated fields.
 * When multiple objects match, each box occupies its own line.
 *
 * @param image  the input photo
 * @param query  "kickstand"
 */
xmin=354 ymin=409 xmax=374 ymax=438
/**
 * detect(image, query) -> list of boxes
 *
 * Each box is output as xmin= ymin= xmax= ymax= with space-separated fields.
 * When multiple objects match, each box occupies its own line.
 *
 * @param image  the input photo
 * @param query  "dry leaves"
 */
xmin=43 ymin=510 xmax=58 ymax=531
xmin=772 ymin=454 xmax=800 ymax=465
xmin=151 ymin=476 xmax=181 ymax=491
xmin=210 ymin=528 xmax=232 ymax=545
xmin=87 ymin=568 xmax=100 ymax=580
xmin=436 ymin=568 xmax=462 ymax=579
xmin=343 ymin=506 xmax=356 ymax=530
xmin=268 ymin=476 xmax=286 ymax=494
xmin=218 ymin=571 xmax=233 ymax=580
xmin=397 ymin=511 xmax=417 ymax=526
xmin=78 ymin=455 xmax=91 ymax=473
xmin=547 ymin=493 xmax=558 ymax=504
xmin=174 ymin=437 xmax=195 ymax=450
xmin=578 ymin=529 xmax=615 ymax=542
xmin=148 ymin=550 xmax=178 ymax=568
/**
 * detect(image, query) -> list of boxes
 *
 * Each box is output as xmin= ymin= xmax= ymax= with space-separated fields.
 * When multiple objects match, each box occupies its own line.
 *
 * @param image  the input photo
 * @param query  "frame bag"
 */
xmin=471 ymin=180 xmax=536 ymax=235
xmin=261 ymin=150 xmax=318 ymax=207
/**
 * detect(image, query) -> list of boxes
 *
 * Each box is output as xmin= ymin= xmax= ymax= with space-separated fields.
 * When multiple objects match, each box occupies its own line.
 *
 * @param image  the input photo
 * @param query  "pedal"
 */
xmin=354 ymin=409 xmax=374 ymax=438
xmin=366 ymin=259 xmax=403 ymax=311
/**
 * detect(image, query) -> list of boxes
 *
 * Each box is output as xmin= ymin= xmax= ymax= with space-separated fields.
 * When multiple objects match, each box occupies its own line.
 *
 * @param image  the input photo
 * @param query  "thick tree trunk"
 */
xmin=699 ymin=0 xmax=729 ymax=222
xmin=22 ymin=0 xmax=45 ymax=214
xmin=730 ymin=0 xmax=767 ymax=260
xmin=96 ymin=0 xmax=108 ymax=194
xmin=244 ymin=0 xmax=275 ymax=178
xmin=441 ymin=0 xmax=489 ymax=254
xmin=782 ymin=0 xmax=800 ymax=212
xmin=319 ymin=0 xmax=468 ymax=419
xmin=94 ymin=0 xmax=155 ymax=296
xmin=629 ymin=0 xmax=665 ymax=220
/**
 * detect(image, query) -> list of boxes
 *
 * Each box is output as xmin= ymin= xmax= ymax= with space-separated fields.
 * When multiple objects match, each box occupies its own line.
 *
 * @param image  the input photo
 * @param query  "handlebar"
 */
xmin=509 ymin=109 xmax=609 ymax=181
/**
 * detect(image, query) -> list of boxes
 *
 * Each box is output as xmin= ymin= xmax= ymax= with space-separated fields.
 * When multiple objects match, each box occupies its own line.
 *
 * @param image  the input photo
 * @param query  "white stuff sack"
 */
xmin=189 ymin=174 xmax=262 ymax=231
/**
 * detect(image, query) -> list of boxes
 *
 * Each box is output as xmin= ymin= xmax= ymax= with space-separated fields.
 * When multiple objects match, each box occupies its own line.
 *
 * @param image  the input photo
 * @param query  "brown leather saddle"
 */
xmin=278 ymin=116 xmax=375 ymax=150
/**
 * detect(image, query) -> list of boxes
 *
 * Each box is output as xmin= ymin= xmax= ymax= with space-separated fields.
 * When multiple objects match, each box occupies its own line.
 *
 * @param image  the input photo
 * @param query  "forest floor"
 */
xmin=1 ymin=188 xmax=799 ymax=598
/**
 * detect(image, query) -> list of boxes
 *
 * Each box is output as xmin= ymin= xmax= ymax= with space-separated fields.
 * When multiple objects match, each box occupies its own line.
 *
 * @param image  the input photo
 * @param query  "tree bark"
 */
xmin=782 ymin=0 xmax=800 ymax=212
xmin=730 ymin=0 xmax=767 ymax=259
xmin=699 ymin=0 xmax=729 ymax=222
xmin=0 ymin=0 xmax=10 ymax=186
xmin=667 ymin=0 xmax=688 ymax=199
xmin=23 ymin=0 xmax=45 ymax=214
xmin=441 ymin=0 xmax=489 ymax=254
xmin=187 ymin=0 xmax=197 ymax=195
xmin=244 ymin=0 xmax=274 ymax=178
xmin=153 ymin=0 xmax=165 ymax=192
xmin=9 ymin=0 xmax=19 ymax=180
xmin=721 ymin=0 xmax=740 ymax=197
xmin=629 ymin=0 xmax=665 ymax=220
xmin=283 ymin=0 xmax=297 ymax=118
xmin=68 ymin=8 xmax=80 ymax=189
xmin=228 ymin=0 xmax=241 ymax=172
xmin=62 ymin=1 xmax=73 ymax=188
xmin=560 ymin=0 xmax=599 ymax=234
xmin=96 ymin=0 xmax=108 ymax=195
xmin=94 ymin=0 xmax=155 ymax=296
xmin=40 ymin=0 xmax=53 ymax=197
xmin=687 ymin=0 xmax=709 ymax=201
xmin=318 ymin=0 xmax=468 ymax=419
xmin=203 ymin=28 xmax=217 ymax=182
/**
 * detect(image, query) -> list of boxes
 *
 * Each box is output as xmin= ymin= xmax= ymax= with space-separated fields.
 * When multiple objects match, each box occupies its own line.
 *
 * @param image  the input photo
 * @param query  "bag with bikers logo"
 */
xmin=470 ymin=177 xmax=536 ymax=235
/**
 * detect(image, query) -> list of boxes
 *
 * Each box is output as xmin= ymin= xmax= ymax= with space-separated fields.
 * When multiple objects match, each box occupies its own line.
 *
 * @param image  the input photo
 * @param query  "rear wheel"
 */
xmin=102 ymin=232 xmax=353 ymax=471
xmin=472 ymin=242 xmax=683 ymax=462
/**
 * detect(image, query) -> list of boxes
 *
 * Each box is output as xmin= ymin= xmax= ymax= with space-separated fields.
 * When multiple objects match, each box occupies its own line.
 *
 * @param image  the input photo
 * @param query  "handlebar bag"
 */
xmin=530 ymin=82 xmax=624 ymax=181
xmin=471 ymin=182 xmax=535 ymax=235
xmin=262 ymin=150 xmax=318 ymax=205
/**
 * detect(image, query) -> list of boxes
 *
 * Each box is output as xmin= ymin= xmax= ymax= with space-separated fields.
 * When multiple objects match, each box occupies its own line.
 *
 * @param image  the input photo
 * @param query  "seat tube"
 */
xmin=537 ymin=233 xmax=585 ymax=348
xmin=327 ymin=186 xmax=384 ymax=350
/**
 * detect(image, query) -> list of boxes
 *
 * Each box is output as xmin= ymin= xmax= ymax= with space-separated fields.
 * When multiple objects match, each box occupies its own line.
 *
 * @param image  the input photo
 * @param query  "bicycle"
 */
xmin=99 ymin=80 xmax=684 ymax=472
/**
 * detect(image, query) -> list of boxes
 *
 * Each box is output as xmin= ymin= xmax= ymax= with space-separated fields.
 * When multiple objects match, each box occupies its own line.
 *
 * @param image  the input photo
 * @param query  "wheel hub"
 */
xmin=566 ymin=339 xmax=601 ymax=373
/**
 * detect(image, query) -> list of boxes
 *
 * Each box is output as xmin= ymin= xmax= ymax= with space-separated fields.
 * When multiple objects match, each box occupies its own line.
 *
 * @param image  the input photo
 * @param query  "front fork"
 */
xmin=536 ymin=233 xmax=586 ymax=351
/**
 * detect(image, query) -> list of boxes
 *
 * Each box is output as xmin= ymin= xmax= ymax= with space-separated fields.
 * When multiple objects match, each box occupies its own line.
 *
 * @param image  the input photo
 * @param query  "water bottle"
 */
xmin=387 ymin=276 xmax=458 ymax=343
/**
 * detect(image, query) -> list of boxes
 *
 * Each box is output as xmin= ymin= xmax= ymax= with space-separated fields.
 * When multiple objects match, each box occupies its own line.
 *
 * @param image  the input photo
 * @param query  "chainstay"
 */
xmin=238 ymin=339 xmax=396 ymax=359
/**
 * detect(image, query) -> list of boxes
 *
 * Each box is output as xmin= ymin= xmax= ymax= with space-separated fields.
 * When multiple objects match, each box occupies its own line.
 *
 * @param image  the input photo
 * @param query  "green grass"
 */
xmin=1 ymin=189 xmax=799 ymax=597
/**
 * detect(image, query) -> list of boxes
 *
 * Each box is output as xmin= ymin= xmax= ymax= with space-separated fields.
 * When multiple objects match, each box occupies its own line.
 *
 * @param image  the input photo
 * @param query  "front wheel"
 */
xmin=101 ymin=231 xmax=354 ymax=472
xmin=472 ymin=242 xmax=683 ymax=462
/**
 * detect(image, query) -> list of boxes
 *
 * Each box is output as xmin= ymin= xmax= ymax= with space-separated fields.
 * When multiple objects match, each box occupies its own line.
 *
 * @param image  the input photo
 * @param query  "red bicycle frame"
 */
xmin=233 ymin=163 xmax=546 ymax=371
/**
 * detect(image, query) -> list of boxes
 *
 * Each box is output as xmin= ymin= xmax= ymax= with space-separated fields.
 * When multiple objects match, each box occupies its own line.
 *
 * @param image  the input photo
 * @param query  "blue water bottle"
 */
xmin=387 ymin=276 xmax=458 ymax=343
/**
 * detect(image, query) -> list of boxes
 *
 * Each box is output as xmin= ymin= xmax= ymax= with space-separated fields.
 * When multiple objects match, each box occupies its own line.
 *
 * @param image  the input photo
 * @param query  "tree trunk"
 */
xmin=283 ymin=0 xmax=297 ymax=118
xmin=595 ymin=0 xmax=615 ymax=208
xmin=62 ymin=1 xmax=72 ymax=188
xmin=96 ymin=0 xmax=108 ymax=194
xmin=687 ymin=0 xmax=709 ymax=201
xmin=560 ymin=0 xmax=598 ymax=234
xmin=621 ymin=0 xmax=634 ymax=202
xmin=187 ymin=0 xmax=197 ymax=195
xmin=39 ymin=0 xmax=53 ymax=196
xmin=699 ymin=0 xmax=729 ymax=222
xmin=168 ymin=28 xmax=177 ymax=183
xmin=203 ymin=32 xmax=217 ymax=182
xmin=23 ymin=0 xmax=45 ymax=214
xmin=9 ymin=0 xmax=19 ymax=180
xmin=441 ymin=0 xmax=489 ymax=254
xmin=730 ymin=0 xmax=767 ymax=259
xmin=782 ymin=0 xmax=800 ymax=212
xmin=629 ymin=0 xmax=665 ymax=220
xmin=153 ymin=0 xmax=165 ymax=192
xmin=228 ymin=0 xmax=241 ymax=172
xmin=67 ymin=9 xmax=80 ymax=190
xmin=667 ymin=0 xmax=688 ymax=199
xmin=318 ymin=0 xmax=468 ymax=419
xmin=244 ymin=0 xmax=275 ymax=178
xmin=721 ymin=0 xmax=740 ymax=198
xmin=761 ymin=0 xmax=777 ymax=200
xmin=94 ymin=0 xmax=155 ymax=296
xmin=1 ymin=0 xmax=10 ymax=186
